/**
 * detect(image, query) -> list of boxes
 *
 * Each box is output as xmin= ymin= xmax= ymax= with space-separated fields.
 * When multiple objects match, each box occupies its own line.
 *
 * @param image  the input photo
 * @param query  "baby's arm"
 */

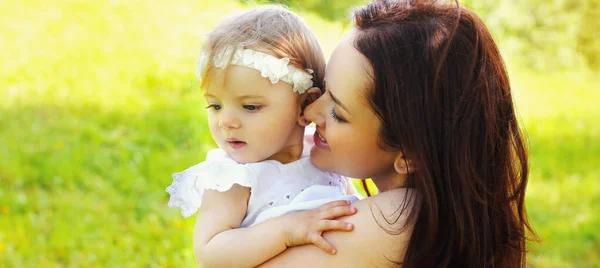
xmin=193 ymin=185 xmax=356 ymax=268
xmin=193 ymin=184 xmax=272 ymax=268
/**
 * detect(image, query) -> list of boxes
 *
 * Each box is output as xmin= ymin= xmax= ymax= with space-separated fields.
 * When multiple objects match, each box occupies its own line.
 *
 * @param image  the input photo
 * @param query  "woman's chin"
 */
xmin=309 ymin=147 xmax=329 ymax=169
xmin=310 ymin=148 xmax=345 ymax=176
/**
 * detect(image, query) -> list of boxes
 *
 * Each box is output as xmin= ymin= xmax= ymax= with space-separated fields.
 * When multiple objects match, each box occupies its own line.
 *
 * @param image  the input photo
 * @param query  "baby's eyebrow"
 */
xmin=237 ymin=95 xmax=265 ymax=99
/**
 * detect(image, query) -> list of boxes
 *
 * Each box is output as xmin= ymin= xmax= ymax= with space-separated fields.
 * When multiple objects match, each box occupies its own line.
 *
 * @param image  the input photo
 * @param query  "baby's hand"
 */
xmin=282 ymin=200 xmax=356 ymax=254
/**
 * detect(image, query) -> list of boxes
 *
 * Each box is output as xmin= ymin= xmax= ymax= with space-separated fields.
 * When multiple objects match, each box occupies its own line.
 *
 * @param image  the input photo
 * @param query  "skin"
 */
xmin=306 ymin=31 xmax=407 ymax=191
xmin=193 ymin=64 xmax=360 ymax=267
xmin=258 ymin=30 xmax=417 ymax=267
xmin=204 ymin=65 xmax=306 ymax=164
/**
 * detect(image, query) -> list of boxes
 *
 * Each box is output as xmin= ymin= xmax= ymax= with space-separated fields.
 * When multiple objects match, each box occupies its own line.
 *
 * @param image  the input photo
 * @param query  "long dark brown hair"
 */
xmin=352 ymin=0 xmax=536 ymax=267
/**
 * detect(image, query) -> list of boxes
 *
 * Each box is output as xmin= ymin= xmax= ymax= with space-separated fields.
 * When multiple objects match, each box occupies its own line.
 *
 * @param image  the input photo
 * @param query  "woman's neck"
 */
xmin=371 ymin=170 xmax=407 ymax=192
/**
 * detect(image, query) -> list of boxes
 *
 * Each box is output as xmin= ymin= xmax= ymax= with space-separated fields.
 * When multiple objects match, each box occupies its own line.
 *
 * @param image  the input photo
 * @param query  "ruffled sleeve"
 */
xmin=166 ymin=150 xmax=255 ymax=218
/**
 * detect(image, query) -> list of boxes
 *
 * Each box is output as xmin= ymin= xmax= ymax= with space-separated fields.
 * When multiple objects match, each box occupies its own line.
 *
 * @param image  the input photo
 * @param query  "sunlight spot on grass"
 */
xmin=54 ymin=141 xmax=64 ymax=150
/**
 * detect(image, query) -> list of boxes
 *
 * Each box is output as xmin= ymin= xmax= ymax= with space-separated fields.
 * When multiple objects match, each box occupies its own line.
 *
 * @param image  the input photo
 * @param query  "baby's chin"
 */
xmin=220 ymin=144 xmax=274 ymax=164
xmin=227 ymin=151 xmax=263 ymax=164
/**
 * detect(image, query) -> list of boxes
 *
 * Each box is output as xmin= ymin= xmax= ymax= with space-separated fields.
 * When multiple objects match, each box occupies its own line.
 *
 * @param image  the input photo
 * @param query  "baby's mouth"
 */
xmin=226 ymin=139 xmax=247 ymax=149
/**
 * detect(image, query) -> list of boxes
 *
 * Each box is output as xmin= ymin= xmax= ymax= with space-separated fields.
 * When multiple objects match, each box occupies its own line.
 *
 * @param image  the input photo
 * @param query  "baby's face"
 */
xmin=203 ymin=65 xmax=303 ymax=164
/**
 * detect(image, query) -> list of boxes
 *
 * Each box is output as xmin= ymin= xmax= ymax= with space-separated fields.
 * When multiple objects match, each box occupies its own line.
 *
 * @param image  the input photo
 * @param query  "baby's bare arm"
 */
xmin=193 ymin=184 xmax=290 ymax=268
xmin=193 ymin=185 xmax=357 ymax=268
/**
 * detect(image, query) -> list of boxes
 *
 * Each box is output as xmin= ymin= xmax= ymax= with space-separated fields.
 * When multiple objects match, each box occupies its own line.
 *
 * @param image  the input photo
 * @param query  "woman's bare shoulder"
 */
xmin=258 ymin=188 xmax=418 ymax=268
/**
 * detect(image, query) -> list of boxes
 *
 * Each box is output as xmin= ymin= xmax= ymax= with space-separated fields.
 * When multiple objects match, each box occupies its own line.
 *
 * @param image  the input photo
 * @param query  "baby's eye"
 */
xmin=206 ymin=104 xmax=222 ymax=110
xmin=243 ymin=104 xmax=262 ymax=111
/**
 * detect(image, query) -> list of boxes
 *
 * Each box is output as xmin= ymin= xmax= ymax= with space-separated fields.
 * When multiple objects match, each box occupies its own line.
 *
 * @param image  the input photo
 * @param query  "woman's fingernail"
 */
xmin=331 ymin=249 xmax=337 ymax=254
xmin=346 ymin=223 xmax=352 ymax=229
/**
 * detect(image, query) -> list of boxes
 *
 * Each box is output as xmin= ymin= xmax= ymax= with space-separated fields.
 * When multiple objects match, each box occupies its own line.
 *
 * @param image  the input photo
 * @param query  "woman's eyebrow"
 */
xmin=328 ymin=90 xmax=350 ymax=114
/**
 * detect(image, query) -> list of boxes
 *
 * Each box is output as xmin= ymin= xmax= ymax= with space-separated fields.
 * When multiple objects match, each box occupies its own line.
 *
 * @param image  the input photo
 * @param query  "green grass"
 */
xmin=0 ymin=0 xmax=598 ymax=267
xmin=510 ymin=70 xmax=600 ymax=267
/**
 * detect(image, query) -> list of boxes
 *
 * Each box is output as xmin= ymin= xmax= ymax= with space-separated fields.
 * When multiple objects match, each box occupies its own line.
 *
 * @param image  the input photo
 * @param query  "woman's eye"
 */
xmin=330 ymin=108 xmax=348 ymax=123
xmin=243 ymin=104 xmax=262 ymax=111
xmin=206 ymin=104 xmax=222 ymax=110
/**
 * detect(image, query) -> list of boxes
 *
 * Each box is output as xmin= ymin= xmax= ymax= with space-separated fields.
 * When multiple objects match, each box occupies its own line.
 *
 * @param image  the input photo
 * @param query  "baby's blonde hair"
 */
xmin=201 ymin=6 xmax=325 ymax=91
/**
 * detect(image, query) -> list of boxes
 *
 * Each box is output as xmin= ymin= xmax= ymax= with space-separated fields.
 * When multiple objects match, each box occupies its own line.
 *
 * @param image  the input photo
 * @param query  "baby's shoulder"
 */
xmin=166 ymin=150 xmax=256 ymax=218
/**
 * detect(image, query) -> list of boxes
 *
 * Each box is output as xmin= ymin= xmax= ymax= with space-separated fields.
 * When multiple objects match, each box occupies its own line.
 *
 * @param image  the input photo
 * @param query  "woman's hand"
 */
xmin=281 ymin=200 xmax=356 ymax=254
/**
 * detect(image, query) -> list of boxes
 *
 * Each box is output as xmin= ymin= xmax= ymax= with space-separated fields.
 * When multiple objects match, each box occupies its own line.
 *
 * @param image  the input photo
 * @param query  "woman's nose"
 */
xmin=304 ymin=95 xmax=326 ymax=127
xmin=219 ymin=109 xmax=241 ymax=129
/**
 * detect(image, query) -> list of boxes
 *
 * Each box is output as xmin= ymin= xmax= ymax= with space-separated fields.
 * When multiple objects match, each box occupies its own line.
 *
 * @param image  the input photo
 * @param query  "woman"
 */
xmin=260 ymin=0 xmax=535 ymax=267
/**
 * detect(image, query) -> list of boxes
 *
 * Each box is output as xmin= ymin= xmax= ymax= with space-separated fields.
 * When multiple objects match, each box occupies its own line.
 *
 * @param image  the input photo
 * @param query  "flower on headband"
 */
xmin=213 ymin=47 xmax=235 ymax=69
xmin=252 ymin=53 xmax=265 ymax=72
xmin=242 ymin=49 xmax=256 ymax=66
xmin=262 ymin=56 xmax=290 ymax=84
xmin=195 ymin=47 xmax=314 ymax=94
xmin=291 ymin=70 xmax=313 ymax=94
xmin=195 ymin=51 xmax=209 ymax=78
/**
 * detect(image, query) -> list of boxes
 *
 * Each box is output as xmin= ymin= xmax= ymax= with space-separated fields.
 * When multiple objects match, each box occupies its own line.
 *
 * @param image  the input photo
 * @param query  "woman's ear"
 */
xmin=297 ymin=87 xmax=322 ymax=126
xmin=394 ymin=153 xmax=416 ymax=175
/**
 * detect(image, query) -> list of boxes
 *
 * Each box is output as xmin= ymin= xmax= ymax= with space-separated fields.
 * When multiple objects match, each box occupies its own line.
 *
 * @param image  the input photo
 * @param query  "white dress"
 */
xmin=166 ymin=128 xmax=361 ymax=227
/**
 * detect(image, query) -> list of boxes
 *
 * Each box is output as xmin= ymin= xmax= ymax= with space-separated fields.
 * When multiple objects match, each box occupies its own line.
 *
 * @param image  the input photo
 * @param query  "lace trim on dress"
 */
xmin=166 ymin=161 xmax=254 ymax=218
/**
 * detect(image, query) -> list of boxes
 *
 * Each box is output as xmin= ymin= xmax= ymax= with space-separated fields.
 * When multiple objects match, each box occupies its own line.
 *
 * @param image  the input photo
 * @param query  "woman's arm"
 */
xmin=257 ymin=189 xmax=416 ymax=267
xmin=193 ymin=185 xmax=357 ymax=268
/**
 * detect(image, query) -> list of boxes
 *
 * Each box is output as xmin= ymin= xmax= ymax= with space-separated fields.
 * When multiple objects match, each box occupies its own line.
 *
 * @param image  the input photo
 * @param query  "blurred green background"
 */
xmin=0 ymin=0 xmax=598 ymax=267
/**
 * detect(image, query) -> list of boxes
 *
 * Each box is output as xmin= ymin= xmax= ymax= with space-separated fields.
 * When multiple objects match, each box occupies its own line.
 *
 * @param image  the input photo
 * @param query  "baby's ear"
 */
xmin=300 ymin=87 xmax=322 ymax=112
xmin=305 ymin=87 xmax=322 ymax=104
xmin=297 ymin=87 xmax=322 ymax=126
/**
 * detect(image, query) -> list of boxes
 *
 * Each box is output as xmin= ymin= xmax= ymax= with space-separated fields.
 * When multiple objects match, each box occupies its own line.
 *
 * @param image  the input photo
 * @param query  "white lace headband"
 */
xmin=195 ymin=47 xmax=314 ymax=94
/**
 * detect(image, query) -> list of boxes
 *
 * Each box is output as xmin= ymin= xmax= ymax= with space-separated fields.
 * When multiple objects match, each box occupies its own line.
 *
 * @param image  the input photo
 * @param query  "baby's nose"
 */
xmin=219 ymin=111 xmax=241 ymax=129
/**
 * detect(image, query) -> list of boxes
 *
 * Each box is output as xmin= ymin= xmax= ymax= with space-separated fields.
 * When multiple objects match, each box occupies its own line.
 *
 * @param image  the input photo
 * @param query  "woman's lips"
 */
xmin=313 ymin=130 xmax=331 ymax=150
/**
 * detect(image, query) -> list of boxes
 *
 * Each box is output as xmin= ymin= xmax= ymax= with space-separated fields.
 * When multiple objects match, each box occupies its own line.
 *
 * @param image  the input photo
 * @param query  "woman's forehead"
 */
xmin=325 ymin=31 xmax=373 ymax=107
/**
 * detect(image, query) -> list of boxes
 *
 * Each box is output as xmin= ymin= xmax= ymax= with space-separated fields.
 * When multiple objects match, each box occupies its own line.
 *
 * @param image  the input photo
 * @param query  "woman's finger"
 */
xmin=308 ymin=234 xmax=337 ymax=255
xmin=318 ymin=220 xmax=354 ymax=232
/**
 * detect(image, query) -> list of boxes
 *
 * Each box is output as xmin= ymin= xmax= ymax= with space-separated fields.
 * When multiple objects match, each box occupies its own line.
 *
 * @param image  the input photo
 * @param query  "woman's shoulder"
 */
xmin=340 ymin=188 xmax=418 ymax=261
xmin=259 ymin=188 xmax=419 ymax=267
xmin=358 ymin=188 xmax=419 ymax=217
